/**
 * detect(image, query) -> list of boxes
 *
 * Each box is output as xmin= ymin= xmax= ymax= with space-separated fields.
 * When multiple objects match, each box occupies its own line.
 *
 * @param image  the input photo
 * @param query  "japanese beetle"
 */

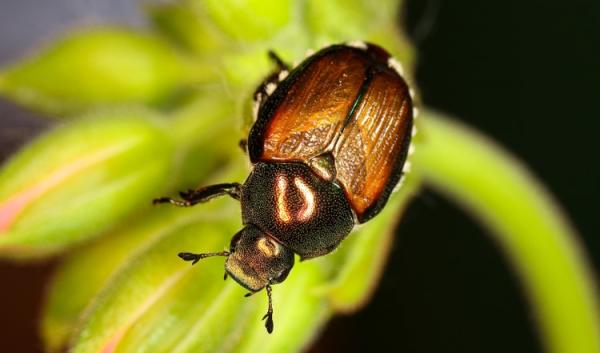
xmin=154 ymin=41 xmax=416 ymax=333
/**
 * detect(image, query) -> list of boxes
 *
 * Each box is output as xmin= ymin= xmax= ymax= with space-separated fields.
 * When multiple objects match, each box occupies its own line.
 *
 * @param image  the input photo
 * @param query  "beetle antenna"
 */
xmin=262 ymin=285 xmax=274 ymax=334
xmin=178 ymin=251 xmax=229 ymax=265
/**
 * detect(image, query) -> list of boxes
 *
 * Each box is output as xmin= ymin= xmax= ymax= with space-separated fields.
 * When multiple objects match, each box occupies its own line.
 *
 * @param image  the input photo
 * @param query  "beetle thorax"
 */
xmin=241 ymin=162 xmax=355 ymax=259
xmin=274 ymin=170 xmax=317 ymax=223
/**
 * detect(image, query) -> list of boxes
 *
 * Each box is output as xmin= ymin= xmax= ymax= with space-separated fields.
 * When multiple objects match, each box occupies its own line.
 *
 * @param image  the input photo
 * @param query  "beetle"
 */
xmin=153 ymin=41 xmax=415 ymax=333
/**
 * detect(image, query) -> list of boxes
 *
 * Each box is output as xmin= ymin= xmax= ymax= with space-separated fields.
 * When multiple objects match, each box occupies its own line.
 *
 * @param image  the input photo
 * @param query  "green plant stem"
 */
xmin=414 ymin=111 xmax=600 ymax=353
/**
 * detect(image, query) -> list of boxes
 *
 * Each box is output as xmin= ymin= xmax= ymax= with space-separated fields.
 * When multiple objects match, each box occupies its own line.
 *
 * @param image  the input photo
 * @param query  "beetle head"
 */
xmin=225 ymin=225 xmax=295 ymax=292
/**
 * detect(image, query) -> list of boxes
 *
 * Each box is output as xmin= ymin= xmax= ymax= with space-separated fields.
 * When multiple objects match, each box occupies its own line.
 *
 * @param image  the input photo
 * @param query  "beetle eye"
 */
xmin=229 ymin=230 xmax=243 ymax=252
xmin=272 ymin=267 xmax=292 ymax=284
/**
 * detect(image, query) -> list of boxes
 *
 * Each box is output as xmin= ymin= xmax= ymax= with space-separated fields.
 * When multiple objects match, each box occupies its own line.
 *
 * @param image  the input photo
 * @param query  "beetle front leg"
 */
xmin=262 ymin=284 xmax=274 ymax=333
xmin=153 ymin=182 xmax=242 ymax=207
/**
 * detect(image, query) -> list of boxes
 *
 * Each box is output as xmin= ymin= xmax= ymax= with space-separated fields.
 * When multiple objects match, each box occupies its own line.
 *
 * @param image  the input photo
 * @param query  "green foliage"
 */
xmin=0 ymin=111 xmax=174 ymax=258
xmin=0 ymin=1 xmax=597 ymax=353
xmin=413 ymin=112 xmax=600 ymax=353
xmin=0 ymin=29 xmax=202 ymax=116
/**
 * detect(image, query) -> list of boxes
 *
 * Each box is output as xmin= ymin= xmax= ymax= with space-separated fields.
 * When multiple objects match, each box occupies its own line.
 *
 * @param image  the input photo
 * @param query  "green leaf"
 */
xmin=0 ymin=110 xmax=174 ymax=259
xmin=66 ymin=197 xmax=242 ymax=353
xmin=165 ymin=89 xmax=242 ymax=188
xmin=41 ymin=208 xmax=178 ymax=353
xmin=0 ymin=28 xmax=201 ymax=116
xmin=65 ymin=180 xmax=334 ymax=353
xmin=40 ymin=160 xmax=243 ymax=353
xmin=413 ymin=111 xmax=600 ymax=353
xmin=38 ymin=155 xmax=240 ymax=352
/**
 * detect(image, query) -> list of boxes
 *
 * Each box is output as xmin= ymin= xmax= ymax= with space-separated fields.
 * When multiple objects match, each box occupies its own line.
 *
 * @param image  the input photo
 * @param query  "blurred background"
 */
xmin=0 ymin=0 xmax=598 ymax=352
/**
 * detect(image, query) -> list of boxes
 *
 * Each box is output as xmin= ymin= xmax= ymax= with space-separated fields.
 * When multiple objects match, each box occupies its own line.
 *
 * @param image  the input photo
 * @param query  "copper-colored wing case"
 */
xmin=248 ymin=44 xmax=413 ymax=223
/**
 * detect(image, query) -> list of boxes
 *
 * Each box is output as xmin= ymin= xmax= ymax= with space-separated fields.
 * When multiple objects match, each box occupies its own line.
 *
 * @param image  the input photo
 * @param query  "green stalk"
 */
xmin=414 ymin=111 xmax=600 ymax=353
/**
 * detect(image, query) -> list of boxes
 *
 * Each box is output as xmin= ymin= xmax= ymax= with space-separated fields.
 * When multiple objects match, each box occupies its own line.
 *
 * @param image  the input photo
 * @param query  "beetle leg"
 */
xmin=252 ymin=51 xmax=290 ymax=101
xmin=153 ymin=182 xmax=242 ymax=207
xmin=262 ymin=285 xmax=274 ymax=334
xmin=267 ymin=50 xmax=290 ymax=71
xmin=179 ymin=183 xmax=242 ymax=202
xmin=178 ymin=251 xmax=230 ymax=265
xmin=253 ymin=73 xmax=279 ymax=100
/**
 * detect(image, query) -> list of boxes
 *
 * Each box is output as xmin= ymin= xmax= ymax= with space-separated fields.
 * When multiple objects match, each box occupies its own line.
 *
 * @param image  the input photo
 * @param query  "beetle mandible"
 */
xmin=154 ymin=41 xmax=416 ymax=333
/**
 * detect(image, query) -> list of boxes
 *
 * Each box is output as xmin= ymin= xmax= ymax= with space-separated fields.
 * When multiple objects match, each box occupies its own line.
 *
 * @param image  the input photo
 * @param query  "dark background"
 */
xmin=1 ymin=1 xmax=598 ymax=352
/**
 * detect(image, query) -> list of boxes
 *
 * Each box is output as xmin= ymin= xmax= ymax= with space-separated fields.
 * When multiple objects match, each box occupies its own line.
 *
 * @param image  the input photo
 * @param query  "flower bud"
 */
xmin=199 ymin=0 xmax=293 ymax=41
xmin=0 ymin=29 xmax=191 ymax=116
xmin=0 ymin=110 xmax=174 ymax=259
xmin=41 ymin=165 xmax=247 ymax=353
xmin=147 ymin=3 xmax=228 ymax=54
xmin=41 ymin=205 xmax=209 ymax=352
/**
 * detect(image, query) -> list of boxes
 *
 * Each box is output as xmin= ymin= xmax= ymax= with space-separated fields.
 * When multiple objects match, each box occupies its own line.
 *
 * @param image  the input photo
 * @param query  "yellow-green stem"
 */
xmin=414 ymin=111 xmax=600 ymax=353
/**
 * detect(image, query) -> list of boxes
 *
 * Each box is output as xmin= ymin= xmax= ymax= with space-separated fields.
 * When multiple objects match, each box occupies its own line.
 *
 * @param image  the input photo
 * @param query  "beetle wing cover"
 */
xmin=249 ymin=47 xmax=368 ymax=162
xmin=333 ymin=69 xmax=412 ymax=222
xmin=249 ymin=45 xmax=413 ymax=223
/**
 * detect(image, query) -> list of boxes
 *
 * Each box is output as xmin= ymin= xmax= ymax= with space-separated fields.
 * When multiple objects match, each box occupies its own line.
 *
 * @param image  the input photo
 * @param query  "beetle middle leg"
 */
xmin=153 ymin=182 xmax=241 ymax=207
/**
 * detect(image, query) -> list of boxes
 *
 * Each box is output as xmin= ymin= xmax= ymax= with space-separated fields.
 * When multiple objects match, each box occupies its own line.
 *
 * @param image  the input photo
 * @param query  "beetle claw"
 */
xmin=262 ymin=312 xmax=274 ymax=334
xmin=153 ymin=197 xmax=191 ymax=207
xmin=262 ymin=285 xmax=274 ymax=333
xmin=178 ymin=252 xmax=200 ymax=264
xmin=179 ymin=190 xmax=195 ymax=200
xmin=178 ymin=251 xmax=230 ymax=265
xmin=152 ymin=197 xmax=169 ymax=205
